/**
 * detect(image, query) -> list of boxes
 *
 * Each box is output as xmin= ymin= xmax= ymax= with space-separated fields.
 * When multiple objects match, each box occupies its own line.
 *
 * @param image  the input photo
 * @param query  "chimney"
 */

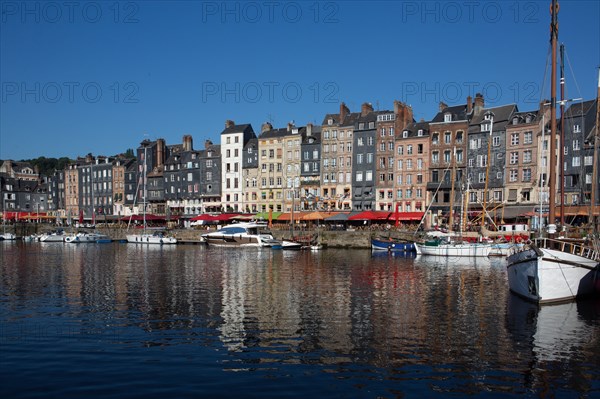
xmin=394 ymin=101 xmax=414 ymax=132
xmin=85 ymin=153 xmax=93 ymax=163
xmin=287 ymin=122 xmax=294 ymax=132
xmin=361 ymin=102 xmax=373 ymax=116
xmin=339 ymin=102 xmax=349 ymax=123
xmin=261 ymin=122 xmax=273 ymax=133
xmin=5 ymin=160 xmax=12 ymax=177
xmin=474 ymin=93 xmax=484 ymax=115
xmin=204 ymin=139 xmax=213 ymax=149
xmin=225 ymin=120 xmax=235 ymax=129
xmin=306 ymin=123 xmax=313 ymax=136
xmin=467 ymin=95 xmax=473 ymax=114
xmin=183 ymin=135 xmax=193 ymax=152
xmin=156 ymin=138 xmax=165 ymax=168
xmin=439 ymin=101 xmax=448 ymax=112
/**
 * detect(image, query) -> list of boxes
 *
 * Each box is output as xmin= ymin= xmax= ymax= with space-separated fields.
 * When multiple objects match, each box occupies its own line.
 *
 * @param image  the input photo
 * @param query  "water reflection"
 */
xmin=1 ymin=243 xmax=599 ymax=398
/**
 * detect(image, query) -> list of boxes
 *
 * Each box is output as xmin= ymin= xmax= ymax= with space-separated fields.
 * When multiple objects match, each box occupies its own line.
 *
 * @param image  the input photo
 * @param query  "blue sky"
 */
xmin=1 ymin=0 xmax=599 ymax=160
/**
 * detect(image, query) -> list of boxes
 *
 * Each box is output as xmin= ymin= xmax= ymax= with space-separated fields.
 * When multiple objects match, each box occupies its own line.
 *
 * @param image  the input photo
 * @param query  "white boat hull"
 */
xmin=39 ymin=234 xmax=65 ymax=242
xmin=507 ymin=246 xmax=599 ymax=304
xmin=126 ymin=234 xmax=177 ymax=244
xmin=65 ymin=233 xmax=110 ymax=243
xmin=415 ymin=242 xmax=492 ymax=257
xmin=0 ymin=233 xmax=17 ymax=240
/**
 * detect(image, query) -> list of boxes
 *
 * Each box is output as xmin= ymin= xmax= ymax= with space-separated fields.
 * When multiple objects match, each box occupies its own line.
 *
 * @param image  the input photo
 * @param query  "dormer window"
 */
xmin=484 ymin=113 xmax=492 ymax=121
xmin=444 ymin=113 xmax=452 ymax=122
xmin=525 ymin=115 xmax=532 ymax=123
xmin=368 ymin=122 xmax=375 ymax=129
xmin=359 ymin=123 xmax=365 ymax=130
xmin=513 ymin=117 xmax=519 ymax=125
xmin=481 ymin=123 xmax=491 ymax=132
xmin=403 ymin=130 xmax=409 ymax=138
xmin=417 ymin=129 xmax=423 ymax=136
xmin=328 ymin=118 xmax=333 ymax=125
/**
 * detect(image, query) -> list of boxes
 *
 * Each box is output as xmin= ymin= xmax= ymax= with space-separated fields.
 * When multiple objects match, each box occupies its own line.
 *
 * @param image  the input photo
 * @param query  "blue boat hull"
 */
xmin=371 ymin=238 xmax=416 ymax=252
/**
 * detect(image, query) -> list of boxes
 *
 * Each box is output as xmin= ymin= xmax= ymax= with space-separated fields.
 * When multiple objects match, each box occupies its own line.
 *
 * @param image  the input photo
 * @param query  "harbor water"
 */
xmin=1 ymin=241 xmax=599 ymax=398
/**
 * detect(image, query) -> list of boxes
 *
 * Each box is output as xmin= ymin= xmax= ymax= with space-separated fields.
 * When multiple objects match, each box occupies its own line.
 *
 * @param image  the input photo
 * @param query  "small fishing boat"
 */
xmin=371 ymin=236 xmax=416 ymax=252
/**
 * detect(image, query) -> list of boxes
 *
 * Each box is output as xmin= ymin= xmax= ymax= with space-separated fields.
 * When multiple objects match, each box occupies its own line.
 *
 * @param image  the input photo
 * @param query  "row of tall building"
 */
xmin=1 ymin=94 xmax=598 ymax=223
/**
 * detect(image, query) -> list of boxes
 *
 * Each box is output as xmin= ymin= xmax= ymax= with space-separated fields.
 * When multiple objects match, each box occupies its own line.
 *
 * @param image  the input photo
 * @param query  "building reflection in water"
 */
xmin=2 ymin=242 xmax=598 ymax=396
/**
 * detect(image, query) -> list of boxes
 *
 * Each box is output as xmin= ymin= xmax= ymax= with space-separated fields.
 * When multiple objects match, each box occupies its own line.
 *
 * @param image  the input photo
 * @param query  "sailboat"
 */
xmin=506 ymin=0 xmax=599 ymax=304
xmin=415 ymin=148 xmax=492 ymax=257
xmin=1 ymin=206 xmax=16 ymax=241
xmin=126 ymin=143 xmax=177 ymax=245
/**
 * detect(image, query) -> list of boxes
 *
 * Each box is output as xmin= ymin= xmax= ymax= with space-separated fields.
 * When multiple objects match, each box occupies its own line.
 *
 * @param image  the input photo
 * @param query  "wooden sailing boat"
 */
xmin=506 ymin=0 xmax=599 ymax=304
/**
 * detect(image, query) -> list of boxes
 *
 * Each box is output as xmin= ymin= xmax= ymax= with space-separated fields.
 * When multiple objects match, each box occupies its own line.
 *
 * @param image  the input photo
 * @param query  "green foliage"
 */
xmin=17 ymin=156 xmax=73 ymax=176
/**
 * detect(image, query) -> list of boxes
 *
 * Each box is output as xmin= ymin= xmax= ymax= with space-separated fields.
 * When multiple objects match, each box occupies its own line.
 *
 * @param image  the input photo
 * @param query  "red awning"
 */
xmin=190 ymin=214 xmax=219 ymax=222
xmin=348 ymin=211 xmax=391 ymax=221
xmin=391 ymin=211 xmax=425 ymax=221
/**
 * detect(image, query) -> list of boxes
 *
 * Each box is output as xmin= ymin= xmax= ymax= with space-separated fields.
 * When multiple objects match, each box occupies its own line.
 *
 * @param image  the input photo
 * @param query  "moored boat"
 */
xmin=415 ymin=238 xmax=492 ymax=257
xmin=126 ymin=231 xmax=177 ymax=244
xmin=371 ymin=236 xmax=416 ymax=252
xmin=507 ymin=238 xmax=599 ymax=304
xmin=0 ymin=232 xmax=16 ymax=241
xmin=39 ymin=230 xmax=66 ymax=242
xmin=65 ymin=232 xmax=111 ymax=243
xmin=201 ymin=222 xmax=280 ymax=247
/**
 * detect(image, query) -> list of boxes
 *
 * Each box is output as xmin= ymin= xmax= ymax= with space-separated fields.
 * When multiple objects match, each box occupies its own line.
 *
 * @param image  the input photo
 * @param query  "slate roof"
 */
xmin=401 ymin=121 xmax=431 ymax=138
xmin=468 ymin=104 xmax=517 ymax=133
xmin=321 ymin=112 xmax=361 ymax=127
xmin=430 ymin=104 xmax=469 ymax=123
xmin=258 ymin=127 xmax=299 ymax=139
xmin=221 ymin=124 xmax=254 ymax=135
xmin=564 ymin=99 xmax=596 ymax=118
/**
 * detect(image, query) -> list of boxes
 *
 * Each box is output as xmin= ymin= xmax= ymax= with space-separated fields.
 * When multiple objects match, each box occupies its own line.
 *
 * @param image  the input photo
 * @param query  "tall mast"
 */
xmin=449 ymin=147 xmax=456 ymax=231
xmin=592 ymin=68 xmax=600 ymax=226
xmin=143 ymin=144 xmax=147 ymax=232
xmin=559 ymin=43 xmax=565 ymax=226
xmin=548 ymin=0 xmax=559 ymax=227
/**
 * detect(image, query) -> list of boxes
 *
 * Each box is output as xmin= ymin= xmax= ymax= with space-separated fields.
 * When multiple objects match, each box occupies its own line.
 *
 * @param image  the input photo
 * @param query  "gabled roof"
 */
xmin=221 ymin=123 xmax=254 ymax=135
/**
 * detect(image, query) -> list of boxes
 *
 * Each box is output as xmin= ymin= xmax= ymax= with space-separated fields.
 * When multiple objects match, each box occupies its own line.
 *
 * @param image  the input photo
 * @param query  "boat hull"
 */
xmin=371 ymin=238 xmax=416 ymax=252
xmin=126 ymin=234 xmax=177 ymax=244
xmin=65 ymin=233 xmax=110 ymax=243
xmin=415 ymin=242 xmax=492 ymax=257
xmin=39 ymin=234 xmax=65 ymax=242
xmin=507 ymin=246 xmax=599 ymax=304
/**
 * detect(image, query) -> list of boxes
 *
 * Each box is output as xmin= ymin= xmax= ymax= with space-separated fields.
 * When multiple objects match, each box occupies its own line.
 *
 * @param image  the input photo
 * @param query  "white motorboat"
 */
xmin=507 ymin=238 xmax=599 ymax=304
xmin=39 ymin=230 xmax=66 ymax=242
xmin=201 ymin=222 xmax=280 ymax=247
xmin=0 ymin=232 xmax=16 ymax=241
xmin=65 ymin=232 xmax=111 ymax=243
xmin=126 ymin=231 xmax=177 ymax=245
